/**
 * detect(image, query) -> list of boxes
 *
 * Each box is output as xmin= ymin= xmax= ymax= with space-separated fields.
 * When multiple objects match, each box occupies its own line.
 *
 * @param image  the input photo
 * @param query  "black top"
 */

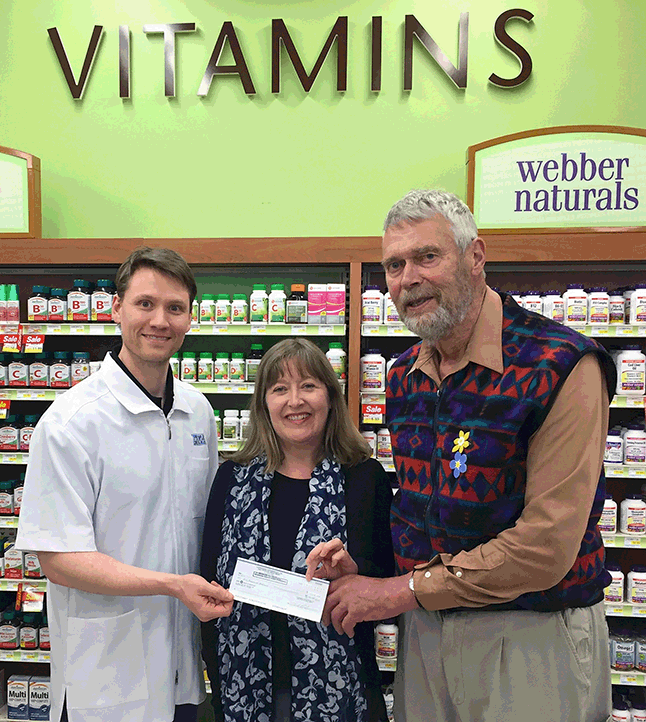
xmin=112 ymin=348 xmax=174 ymax=416
xmin=201 ymin=458 xmax=395 ymax=722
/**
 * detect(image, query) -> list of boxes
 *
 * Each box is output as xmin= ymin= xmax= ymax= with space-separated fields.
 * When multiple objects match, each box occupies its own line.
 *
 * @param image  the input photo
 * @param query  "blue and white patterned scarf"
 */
xmin=214 ymin=456 xmax=368 ymax=722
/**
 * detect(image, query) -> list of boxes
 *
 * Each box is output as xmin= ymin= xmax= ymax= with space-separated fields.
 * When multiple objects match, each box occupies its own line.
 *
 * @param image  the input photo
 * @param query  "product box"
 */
xmin=307 ymin=284 xmax=327 ymax=325
xmin=4 ymin=547 xmax=24 ymax=579
xmin=7 ymin=675 xmax=30 ymax=720
xmin=326 ymin=284 xmax=346 ymax=325
xmin=28 ymin=677 xmax=50 ymax=721
xmin=24 ymin=553 xmax=44 ymax=579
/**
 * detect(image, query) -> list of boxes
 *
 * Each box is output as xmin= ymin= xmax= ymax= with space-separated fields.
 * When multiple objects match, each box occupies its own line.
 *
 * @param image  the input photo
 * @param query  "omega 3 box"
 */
xmin=7 ymin=675 xmax=30 ymax=720
xmin=28 ymin=676 xmax=50 ymax=720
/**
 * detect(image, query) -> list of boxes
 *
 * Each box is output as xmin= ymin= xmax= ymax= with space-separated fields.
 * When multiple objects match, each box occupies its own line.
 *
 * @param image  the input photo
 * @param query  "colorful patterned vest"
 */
xmin=387 ymin=292 xmax=616 ymax=612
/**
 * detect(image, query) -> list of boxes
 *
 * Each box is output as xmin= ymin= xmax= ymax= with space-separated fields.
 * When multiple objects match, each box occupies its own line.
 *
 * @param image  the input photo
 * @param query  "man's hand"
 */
xmin=305 ymin=539 xmax=359 ymax=581
xmin=323 ymin=573 xmax=418 ymax=637
xmin=174 ymin=574 xmax=234 ymax=622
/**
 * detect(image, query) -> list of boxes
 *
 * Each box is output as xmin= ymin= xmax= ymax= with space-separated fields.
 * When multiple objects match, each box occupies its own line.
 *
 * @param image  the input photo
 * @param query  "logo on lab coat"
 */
xmin=192 ymin=433 xmax=206 ymax=446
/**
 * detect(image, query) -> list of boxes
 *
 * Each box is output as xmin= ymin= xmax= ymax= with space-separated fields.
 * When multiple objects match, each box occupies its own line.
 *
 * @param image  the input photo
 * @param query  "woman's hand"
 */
xmin=305 ymin=539 xmax=358 ymax=581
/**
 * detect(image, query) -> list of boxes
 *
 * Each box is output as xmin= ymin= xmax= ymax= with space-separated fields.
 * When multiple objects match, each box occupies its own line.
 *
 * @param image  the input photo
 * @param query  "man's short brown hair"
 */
xmin=115 ymin=247 xmax=198 ymax=305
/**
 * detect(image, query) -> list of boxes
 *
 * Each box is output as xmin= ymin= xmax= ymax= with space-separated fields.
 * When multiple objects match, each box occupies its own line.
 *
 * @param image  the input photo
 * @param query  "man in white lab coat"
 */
xmin=16 ymin=247 xmax=233 ymax=722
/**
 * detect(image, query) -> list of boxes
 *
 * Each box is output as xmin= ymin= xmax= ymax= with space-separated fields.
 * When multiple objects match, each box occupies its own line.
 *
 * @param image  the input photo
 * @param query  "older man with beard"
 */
xmin=309 ymin=190 xmax=617 ymax=722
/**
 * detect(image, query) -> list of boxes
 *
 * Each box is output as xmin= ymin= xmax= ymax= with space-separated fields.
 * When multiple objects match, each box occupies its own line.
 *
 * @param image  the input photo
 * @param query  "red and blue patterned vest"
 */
xmin=387 ymin=292 xmax=616 ymax=611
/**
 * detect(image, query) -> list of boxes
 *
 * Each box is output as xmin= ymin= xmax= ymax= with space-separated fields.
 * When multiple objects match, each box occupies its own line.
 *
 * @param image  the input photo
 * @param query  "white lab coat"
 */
xmin=16 ymin=352 xmax=219 ymax=722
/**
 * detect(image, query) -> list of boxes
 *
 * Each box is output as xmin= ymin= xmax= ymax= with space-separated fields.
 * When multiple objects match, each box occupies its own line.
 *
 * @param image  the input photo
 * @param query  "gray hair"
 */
xmin=383 ymin=190 xmax=479 ymax=253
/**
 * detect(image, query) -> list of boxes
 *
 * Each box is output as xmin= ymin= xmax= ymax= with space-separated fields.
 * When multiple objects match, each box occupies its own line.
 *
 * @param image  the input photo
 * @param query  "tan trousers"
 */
xmin=394 ymin=603 xmax=611 ymax=722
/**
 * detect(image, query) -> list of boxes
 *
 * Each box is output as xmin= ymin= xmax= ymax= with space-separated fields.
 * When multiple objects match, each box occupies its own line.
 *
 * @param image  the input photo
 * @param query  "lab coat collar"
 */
xmin=102 ymin=352 xmax=192 ymax=416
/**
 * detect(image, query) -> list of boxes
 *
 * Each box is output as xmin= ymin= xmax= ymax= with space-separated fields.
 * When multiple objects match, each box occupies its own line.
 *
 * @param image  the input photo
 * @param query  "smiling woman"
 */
xmin=200 ymin=339 xmax=395 ymax=722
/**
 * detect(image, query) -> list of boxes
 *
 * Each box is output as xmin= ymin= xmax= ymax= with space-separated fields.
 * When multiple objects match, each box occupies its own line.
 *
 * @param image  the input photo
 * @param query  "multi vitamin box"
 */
xmin=29 ymin=677 xmax=50 ymax=721
xmin=7 ymin=675 xmax=30 ymax=720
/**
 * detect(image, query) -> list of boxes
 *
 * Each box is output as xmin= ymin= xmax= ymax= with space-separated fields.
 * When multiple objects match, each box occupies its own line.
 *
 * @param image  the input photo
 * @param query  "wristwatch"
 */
xmin=408 ymin=573 xmax=423 ymax=608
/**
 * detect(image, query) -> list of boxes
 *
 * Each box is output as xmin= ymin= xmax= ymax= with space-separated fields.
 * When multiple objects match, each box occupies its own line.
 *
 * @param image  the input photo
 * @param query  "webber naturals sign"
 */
xmin=468 ymin=127 xmax=646 ymax=231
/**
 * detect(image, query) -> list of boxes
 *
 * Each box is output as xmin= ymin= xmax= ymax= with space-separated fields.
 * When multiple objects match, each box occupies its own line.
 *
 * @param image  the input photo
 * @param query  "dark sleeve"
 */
xmin=345 ymin=458 xmax=395 ymax=579
xmin=200 ymin=460 xmax=236 ymax=722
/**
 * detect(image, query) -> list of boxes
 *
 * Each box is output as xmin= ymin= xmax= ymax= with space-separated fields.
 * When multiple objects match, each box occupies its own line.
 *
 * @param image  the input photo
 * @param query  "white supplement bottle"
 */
xmin=361 ymin=286 xmax=383 ymax=324
xmin=563 ymin=284 xmax=588 ymax=326
xmin=231 ymin=294 xmax=249 ymax=324
xmin=181 ymin=352 xmax=197 ymax=382
xmin=240 ymin=409 xmax=251 ymax=438
xmin=361 ymin=430 xmax=377 ymax=457
xmin=222 ymin=410 xmax=240 ymax=440
xmin=198 ymin=353 xmax=214 ymax=383
xmin=67 ymin=279 xmax=91 ymax=322
xmin=268 ymin=284 xmax=286 ymax=323
xmin=631 ymin=286 xmax=646 ymax=326
xmin=250 ymin=284 xmax=269 ymax=323
xmin=609 ymin=292 xmax=626 ymax=325
xmin=215 ymin=295 xmax=231 ymax=324
xmin=604 ymin=564 xmax=624 ymax=603
xmin=612 ymin=700 xmax=631 ymax=722
xmin=326 ymin=343 xmax=347 ymax=381
xmin=509 ymin=290 xmax=524 ymax=308
xmin=360 ymin=350 xmax=386 ymax=392
xmin=375 ymin=620 xmax=398 ymax=659
xmin=599 ymin=494 xmax=618 ymax=535
xmin=605 ymin=430 xmax=624 ymax=464
xmin=632 ymin=699 xmax=646 ymax=722
xmin=200 ymin=294 xmax=215 ymax=324
xmin=588 ymin=287 xmax=610 ymax=325
xmin=229 ymin=353 xmax=245 ymax=382
xmin=523 ymin=292 xmax=542 ymax=315
xmin=383 ymin=292 xmax=400 ymax=325
xmin=191 ymin=298 xmax=199 ymax=325
xmin=628 ymin=565 xmax=646 ymax=605
xmin=616 ymin=346 xmax=646 ymax=397
xmin=386 ymin=352 xmax=400 ymax=374
xmin=376 ymin=428 xmax=392 ymax=460
xmin=214 ymin=353 xmax=229 ymax=382
xmin=621 ymin=494 xmax=646 ymax=535
xmin=71 ymin=352 xmax=90 ymax=386
xmin=624 ymin=425 xmax=646 ymax=465
xmin=170 ymin=354 xmax=180 ymax=379
xmin=542 ymin=291 xmax=565 ymax=324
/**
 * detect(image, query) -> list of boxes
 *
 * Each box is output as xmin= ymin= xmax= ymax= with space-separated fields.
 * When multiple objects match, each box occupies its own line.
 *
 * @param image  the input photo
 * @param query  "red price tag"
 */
xmin=0 ymin=400 xmax=9 ymax=419
xmin=22 ymin=334 xmax=45 ymax=353
xmin=1 ymin=332 xmax=22 ymax=353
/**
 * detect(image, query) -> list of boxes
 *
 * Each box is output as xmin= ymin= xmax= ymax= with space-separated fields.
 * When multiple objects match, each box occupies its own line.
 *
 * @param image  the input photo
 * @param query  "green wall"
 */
xmin=2 ymin=0 xmax=644 ymax=238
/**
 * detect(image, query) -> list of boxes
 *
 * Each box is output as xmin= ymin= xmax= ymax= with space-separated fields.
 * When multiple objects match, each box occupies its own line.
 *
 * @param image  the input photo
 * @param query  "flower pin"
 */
xmin=452 ymin=430 xmax=470 ymax=454
xmin=449 ymin=452 xmax=468 ymax=479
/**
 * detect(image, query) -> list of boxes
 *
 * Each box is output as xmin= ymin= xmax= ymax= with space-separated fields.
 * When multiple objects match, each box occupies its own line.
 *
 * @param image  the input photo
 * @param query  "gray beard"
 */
xmin=399 ymin=285 xmax=474 ymax=344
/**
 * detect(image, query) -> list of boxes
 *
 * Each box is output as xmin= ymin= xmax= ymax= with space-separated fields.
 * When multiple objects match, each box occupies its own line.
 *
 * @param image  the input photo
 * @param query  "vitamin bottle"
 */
xmin=269 ymin=284 xmax=286 ymax=323
xmin=588 ymin=287 xmax=610 ymax=325
xmin=13 ymin=474 xmax=24 ymax=516
xmin=361 ymin=286 xmax=383 ymax=324
xmin=215 ymin=295 xmax=231 ymax=324
xmin=229 ymin=352 xmax=245 ymax=382
xmin=0 ymin=415 xmax=19 ymax=452
xmin=605 ymin=429 xmax=624 ymax=464
xmin=48 ymin=288 xmax=67 ymax=323
xmin=8 ymin=354 xmax=28 ymax=387
xmin=375 ymin=620 xmax=398 ymax=658
xmin=0 ymin=610 xmax=20 ymax=650
xmin=213 ymin=410 xmax=221 ymax=440
xmin=383 ymin=292 xmax=400 ymax=325
xmin=0 ymin=285 xmax=6 ymax=322
xmin=0 ymin=481 xmax=14 ymax=516
xmin=19 ymin=614 xmax=39 ymax=650
xmin=250 ymin=285 xmax=269 ymax=323
xmin=631 ymin=286 xmax=646 ymax=326
xmin=523 ymin=291 xmax=542 ymax=315
xmin=223 ymin=410 xmax=240 ymax=440
xmin=6 ymin=285 xmax=20 ymax=323
xmin=245 ymin=344 xmax=264 ymax=383
xmin=286 ymin=284 xmax=307 ymax=324
xmin=39 ymin=613 xmax=50 ymax=651
xmin=386 ymin=352 xmax=400 ymax=374
xmin=231 ymin=294 xmax=249 ymax=324
xmin=170 ymin=354 xmax=180 ymax=379
xmin=609 ymin=292 xmax=626 ymax=325
xmin=628 ymin=565 xmax=646 ymax=605
xmin=360 ymin=350 xmax=386 ymax=392
xmin=67 ymin=279 xmax=92 ymax=322
xmin=27 ymin=286 xmax=49 ymax=323
xmin=198 ymin=353 xmax=214 ymax=382
xmin=376 ymin=428 xmax=393 ymax=460
xmin=50 ymin=352 xmax=71 ymax=388
xmin=20 ymin=415 xmax=39 ymax=452
xmin=29 ymin=353 xmax=49 ymax=388
xmin=614 ymin=630 xmax=636 ymax=668
xmin=307 ymin=283 xmax=327 ymax=325
xmin=624 ymin=425 xmax=646 ymax=465
xmin=621 ymin=494 xmax=646 ymax=535
xmin=632 ymin=697 xmax=646 ymax=721
xmin=508 ymin=290 xmax=524 ymax=308
xmin=625 ymin=287 xmax=635 ymax=325
xmin=616 ymin=347 xmax=646 ymax=396
xmin=213 ymin=353 xmax=229 ymax=382
xmin=240 ymin=409 xmax=251 ymax=438
xmin=0 ymin=354 xmax=7 ymax=387
xmin=71 ymin=352 xmax=91 ymax=386
xmin=563 ymin=284 xmax=588 ymax=326
xmin=605 ymin=564 xmax=625 ymax=603
xmin=612 ymin=700 xmax=631 ymax=722
xmin=541 ymin=291 xmax=564 ymax=324
xmin=326 ymin=343 xmax=347 ymax=381
xmin=361 ymin=430 xmax=377 ymax=457
xmin=599 ymin=494 xmax=617 ymax=535
xmin=200 ymin=294 xmax=216 ymax=324
xmin=91 ymin=280 xmax=115 ymax=322
xmin=181 ymin=352 xmax=197 ymax=382
xmin=191 ymin=298 xmax=199 ymax=325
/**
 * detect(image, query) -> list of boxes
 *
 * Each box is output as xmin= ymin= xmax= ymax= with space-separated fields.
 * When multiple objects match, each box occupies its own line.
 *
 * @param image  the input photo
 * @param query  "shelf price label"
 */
xmin=625 ymin=537 xmax=644 ymax=547
xmin=318 ymin=326 xmax=335 ymax=335
xmin=616 ymin=326 xmax=637 ymax=337
xmin=632 ymin=606 xmax=646 ymax=616
xmin=213 ymin=326 xmax=228 ymax=334
xmin=605 ymin=605 xmax=624 ymax=616
xmin=362 ymin=396 xmax=385 ymax=423
xmin=620 ymin=674 xmax=639 ymax=685
xmin=290 ymin=325 xmax=307 ymax=335
xmin=603 ymin=536 xmax=616 ymax=547
xmin=70 ymin=325 xmax=89 ymax=335
xmin=250 ymin=325 xmax=267 ymax=335
xmin=387 ymin=325 xmax=407 ymax=336
xmin=590 ymin=327 xmax=609 ymax=337
xmin=363 ymin=325 xmax=380 ymax=336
